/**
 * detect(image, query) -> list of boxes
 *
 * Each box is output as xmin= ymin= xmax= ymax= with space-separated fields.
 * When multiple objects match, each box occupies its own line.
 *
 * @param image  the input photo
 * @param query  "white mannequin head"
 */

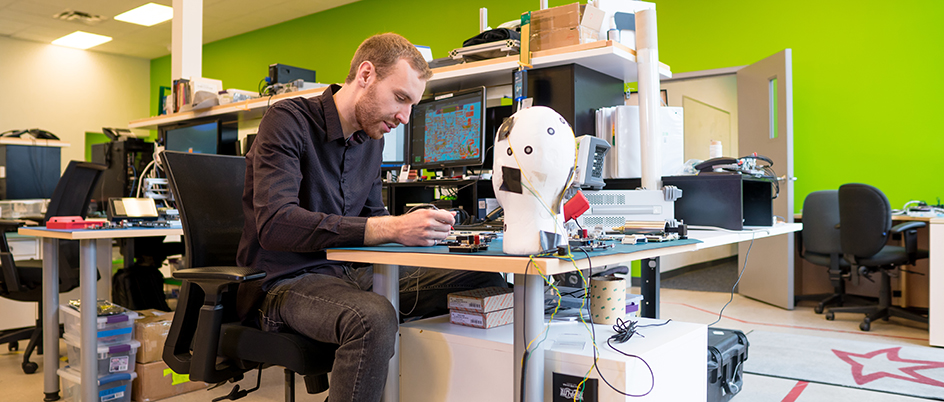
xmin=492 ymin=106 xmax=576 ymax=255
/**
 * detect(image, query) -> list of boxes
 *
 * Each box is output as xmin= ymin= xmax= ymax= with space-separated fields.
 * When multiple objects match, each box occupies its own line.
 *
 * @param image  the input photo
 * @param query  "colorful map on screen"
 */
xmin=423 ymin=103 xmax=481 ymax=163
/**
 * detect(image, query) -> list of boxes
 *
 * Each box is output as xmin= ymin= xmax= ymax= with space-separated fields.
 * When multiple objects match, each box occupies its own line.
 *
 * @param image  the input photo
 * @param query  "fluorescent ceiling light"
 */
xmin=51 ymin=31 xmax=112 ymax=49
xmin=114 ymin=3 xmax=174 ymax=27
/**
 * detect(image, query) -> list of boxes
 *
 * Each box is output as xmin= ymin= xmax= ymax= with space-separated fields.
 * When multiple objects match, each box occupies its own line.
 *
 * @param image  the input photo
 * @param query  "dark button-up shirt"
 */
xmin=236 ymin=84 xmax=388 ymax=316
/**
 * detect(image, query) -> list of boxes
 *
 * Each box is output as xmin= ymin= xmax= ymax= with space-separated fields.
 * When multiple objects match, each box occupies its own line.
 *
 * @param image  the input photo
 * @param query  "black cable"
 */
xmin=708 ymin=232 xmax=755 ymax=327
xmin=579 ymin=249 xmax=659 ymax=398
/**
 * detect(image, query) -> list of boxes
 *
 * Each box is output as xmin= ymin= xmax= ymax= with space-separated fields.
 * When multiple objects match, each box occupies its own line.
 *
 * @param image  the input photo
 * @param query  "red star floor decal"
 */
xmin=832 ymin=347 xmax=944 ymax=387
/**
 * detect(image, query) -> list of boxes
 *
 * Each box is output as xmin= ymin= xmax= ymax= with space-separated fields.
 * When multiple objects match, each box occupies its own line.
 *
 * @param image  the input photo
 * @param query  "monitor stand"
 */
xmin=443 ymin=167 xmax=466 ymax=179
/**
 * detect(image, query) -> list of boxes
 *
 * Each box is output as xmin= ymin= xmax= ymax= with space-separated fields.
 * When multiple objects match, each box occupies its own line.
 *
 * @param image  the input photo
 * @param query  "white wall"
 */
xmin=0 ymin=37 xmax=149 ymax=330
xmin=0 ymin=36 xmax=151 ymax=168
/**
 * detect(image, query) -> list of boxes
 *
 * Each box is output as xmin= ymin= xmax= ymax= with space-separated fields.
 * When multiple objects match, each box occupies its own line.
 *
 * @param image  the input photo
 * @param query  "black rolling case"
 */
xmin=707 ymin=328 xmax=749 ymax=402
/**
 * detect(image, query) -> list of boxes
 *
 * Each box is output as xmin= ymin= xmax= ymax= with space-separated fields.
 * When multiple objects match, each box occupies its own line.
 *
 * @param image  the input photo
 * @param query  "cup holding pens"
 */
xmin=589 ymin=276 xmax=626 ymax=325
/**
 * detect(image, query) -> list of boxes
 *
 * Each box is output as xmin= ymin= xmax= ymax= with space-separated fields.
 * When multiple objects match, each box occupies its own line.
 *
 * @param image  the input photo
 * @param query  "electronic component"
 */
xmin=447 ymin=234 xmax=489 ymax=253
xmin=106 ymin=197 xmax=160 ymax=222
xmin=573 ymin=135 xmax=610 ymax=190
xmin=267 ymin=63 xmax=316 ymax=84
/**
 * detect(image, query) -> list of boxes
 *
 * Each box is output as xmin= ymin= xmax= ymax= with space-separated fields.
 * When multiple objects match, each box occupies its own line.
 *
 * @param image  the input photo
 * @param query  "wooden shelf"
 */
xmin=426 ymin=40 xmax=671 ymax=93
xmin=128 ymin=86 xmax=328 ymax=130
xmin=130 ymin=41 xmax=672 ymax=130
xmin=0 ymin=138 xmax=70 ymax=147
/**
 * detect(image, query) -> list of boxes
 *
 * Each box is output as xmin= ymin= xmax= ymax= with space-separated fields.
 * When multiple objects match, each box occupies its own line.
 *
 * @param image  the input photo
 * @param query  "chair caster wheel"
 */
xmin=814 ymin=305 xmax=824 ymax=314
xmin=22 ymin=361 xmax=38 ymax=374
xmin=825 ymin=312 xmax=835 ymax=321
xmin=8 ymin=342 xmax=18 ymax=352
xmin=860 ymin=321 xmax=871 ymax=331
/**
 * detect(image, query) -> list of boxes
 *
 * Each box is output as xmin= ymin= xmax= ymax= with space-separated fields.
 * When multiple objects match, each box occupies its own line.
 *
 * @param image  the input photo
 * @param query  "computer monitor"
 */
xmin=381 ymin=124 xmax=406 ymax=169
xmin=161 ymin=120 xmax=238 ymax=155
xmin=407 ymin=86 xmax=486 ymax=170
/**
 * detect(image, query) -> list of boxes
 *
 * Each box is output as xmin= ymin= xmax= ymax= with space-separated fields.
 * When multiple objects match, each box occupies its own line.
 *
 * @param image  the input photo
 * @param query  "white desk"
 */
xmin=17 ymin=226 xmax=182 ymax=402
xmin=929 ymin=218 xmax=944 ymax=347
xmin=326 ymin=223 xmax=800 ymax=402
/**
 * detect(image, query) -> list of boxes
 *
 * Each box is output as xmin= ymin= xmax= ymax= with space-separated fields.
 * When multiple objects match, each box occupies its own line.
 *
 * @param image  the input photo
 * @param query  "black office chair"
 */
xmin=160 ymin=151 xmax=336 ymax=402
xmin=825 ymin=183 xmax=929 ymax=331
xmin=0 ymin=161 xmax=106 ymax=374
xmin=795 ymin=190 xmax=870 ymax=313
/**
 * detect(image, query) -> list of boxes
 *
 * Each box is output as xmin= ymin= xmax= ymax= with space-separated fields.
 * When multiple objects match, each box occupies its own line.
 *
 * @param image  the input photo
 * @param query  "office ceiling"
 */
xmin=0 ymin=0 xmax=359 ymax=59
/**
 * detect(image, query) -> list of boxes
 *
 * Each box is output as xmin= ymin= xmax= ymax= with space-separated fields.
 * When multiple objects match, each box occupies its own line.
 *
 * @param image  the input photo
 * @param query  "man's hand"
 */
xmin=365 ymin=209 xmax=456 ymax=246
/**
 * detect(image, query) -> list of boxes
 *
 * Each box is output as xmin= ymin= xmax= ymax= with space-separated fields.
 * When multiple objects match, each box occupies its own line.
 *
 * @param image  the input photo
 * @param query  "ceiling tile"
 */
xmin=8 ymin=1 xmax=66 ymax=17
xmin=0 ymin=17 xmax=30 ymax=35
xmin=12 ymin=25 xmax=77 ymax=43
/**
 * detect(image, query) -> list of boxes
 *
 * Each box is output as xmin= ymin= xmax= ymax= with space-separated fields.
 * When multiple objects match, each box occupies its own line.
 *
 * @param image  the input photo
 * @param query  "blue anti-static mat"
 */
xmin=334 ymin=237 xmax=701 ymax=259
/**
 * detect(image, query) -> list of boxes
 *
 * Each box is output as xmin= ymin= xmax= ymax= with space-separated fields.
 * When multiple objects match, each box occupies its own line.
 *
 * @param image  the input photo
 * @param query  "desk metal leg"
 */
xmin=42 ymin=239 xmax=60 ymax=401
xmin=641 ymin=257 xmax=660 ymax=319
xmin=513 ymin=273 xmax=545 ymax=402
xmin=373 ymin=264 xmax=399 ymax=402
xmin=79 ymin=239 xmax=98 ymax=402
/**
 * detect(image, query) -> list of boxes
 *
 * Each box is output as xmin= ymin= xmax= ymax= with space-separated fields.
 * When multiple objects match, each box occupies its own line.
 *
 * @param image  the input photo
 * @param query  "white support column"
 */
xmin=479 ymin=8 xmax=488 ymax=33
xmin=635 ymin=8 xmax=662 ymax=190
xmin=172 ymin=0 xmax=203 ymax=81
xmin=374 ymin=264 xmax=400 ymax=402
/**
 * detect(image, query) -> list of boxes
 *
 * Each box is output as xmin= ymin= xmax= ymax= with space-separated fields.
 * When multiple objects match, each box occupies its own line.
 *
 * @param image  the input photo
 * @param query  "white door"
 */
xmin=736 ymin=49 xmax=795 ymax=309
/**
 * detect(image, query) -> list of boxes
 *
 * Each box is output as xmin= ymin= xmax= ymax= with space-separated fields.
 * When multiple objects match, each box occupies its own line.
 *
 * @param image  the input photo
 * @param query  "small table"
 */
xmin=17 ymin=226 xmax=182 ymax=402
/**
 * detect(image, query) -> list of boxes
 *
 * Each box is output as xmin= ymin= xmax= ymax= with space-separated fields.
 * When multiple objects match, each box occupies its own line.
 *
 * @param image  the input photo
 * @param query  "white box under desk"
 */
xmin=400 ymin=315 xmax=706 ymax=402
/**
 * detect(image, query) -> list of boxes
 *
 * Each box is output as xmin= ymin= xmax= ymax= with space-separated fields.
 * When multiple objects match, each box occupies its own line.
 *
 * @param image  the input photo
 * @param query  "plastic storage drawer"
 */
xmin=58 ymin=366 xmax=136 ymax=402
xmin=60 ymin=305 xmax=139 ymax=345
xmin=64 ymin=334 xmax=140 ymax=376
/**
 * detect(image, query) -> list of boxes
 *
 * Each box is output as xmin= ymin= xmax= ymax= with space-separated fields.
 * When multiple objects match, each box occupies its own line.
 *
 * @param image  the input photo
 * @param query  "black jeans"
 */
xmin=260 ymin=266 xmax=507 ymax=402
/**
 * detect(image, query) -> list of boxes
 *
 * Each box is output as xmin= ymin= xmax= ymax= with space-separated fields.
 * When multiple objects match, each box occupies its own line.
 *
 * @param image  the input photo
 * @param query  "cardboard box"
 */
xmin=132 ymin=360 xmax=207 ymax=402
xmin=527 ymin=3 xmax=603 ymax=52
xmin=447 ymin=286 xmax=513 ymax=313
xmin=450 ymin=308 xmax=514 ymax=329
xmin=134 ymin=309 xmax=174 ymax=363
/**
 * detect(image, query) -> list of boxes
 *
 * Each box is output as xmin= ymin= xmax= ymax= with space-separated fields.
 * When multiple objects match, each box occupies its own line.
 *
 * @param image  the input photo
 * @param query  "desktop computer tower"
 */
xmin=526 ymin=63 xmax=625 ymax=137
xmin=91 ymin=139 xmax=155 ymax=202
xmin=0 ymin=144 xmax=61 ymax=200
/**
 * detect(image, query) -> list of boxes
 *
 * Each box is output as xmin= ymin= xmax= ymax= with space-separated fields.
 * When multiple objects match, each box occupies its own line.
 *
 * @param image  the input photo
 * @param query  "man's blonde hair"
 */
xmin=345 ymin=33 xmax=432 ymax=84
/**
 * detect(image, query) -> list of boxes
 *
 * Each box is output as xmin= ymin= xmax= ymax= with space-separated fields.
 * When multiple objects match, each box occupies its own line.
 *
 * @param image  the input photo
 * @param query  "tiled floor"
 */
xmin=0 ymin=287 xmax=934 ymax=402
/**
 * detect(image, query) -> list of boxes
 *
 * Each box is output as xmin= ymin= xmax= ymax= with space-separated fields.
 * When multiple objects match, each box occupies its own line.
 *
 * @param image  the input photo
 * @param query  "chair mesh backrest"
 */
xmin=839 ymin=183 xmax=892 ymax=259
xmin=801 ymin=190 xmax=841 ymax=255
xmin=160 ymin=151 xmax=245 ymax=268
xmin=44 ymin=161 xmax=107 ymax=223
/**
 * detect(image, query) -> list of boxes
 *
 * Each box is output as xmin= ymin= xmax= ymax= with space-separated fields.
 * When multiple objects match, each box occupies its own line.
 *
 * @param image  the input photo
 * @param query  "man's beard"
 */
xmin=354 ymin=84 xmax=392 ymax=139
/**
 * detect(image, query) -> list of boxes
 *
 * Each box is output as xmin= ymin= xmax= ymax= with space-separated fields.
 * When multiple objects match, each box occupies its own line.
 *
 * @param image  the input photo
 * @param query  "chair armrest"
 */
xmin=172 ymin=266 xmax=265 ymax=283
xmin=0 ymin=220 xmax=24 ymax=233
xmin=891 ymin=221 xmax=926 ymax=264
xmin=164 ymin=267 xmax=265 ymax=384
xmin=891 ymin=221 xmax=926 ymax=233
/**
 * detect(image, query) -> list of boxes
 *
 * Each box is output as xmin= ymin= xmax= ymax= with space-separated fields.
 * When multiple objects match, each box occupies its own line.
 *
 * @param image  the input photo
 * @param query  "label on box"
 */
xmin=100 ymin=385 xmax=126 ymax=402
xmin=553 ymin=373 xmax=598 ymax=402
xmin=452 ymin=311 xmax=484 ymax=327
xmin=110 ymin=356 xmax=129 ymax=372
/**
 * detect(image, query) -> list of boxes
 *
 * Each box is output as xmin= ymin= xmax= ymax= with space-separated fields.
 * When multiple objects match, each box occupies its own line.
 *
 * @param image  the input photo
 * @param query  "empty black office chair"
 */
xmin=795 ymin=190 xmax=870 ymax=313
xmin=160 ymin=151 xmax=335 ymax=402
xmin=0 ymin=161 xmax=106 ymax=373
xmin=825 ymin=183 xmax=929 ymax=331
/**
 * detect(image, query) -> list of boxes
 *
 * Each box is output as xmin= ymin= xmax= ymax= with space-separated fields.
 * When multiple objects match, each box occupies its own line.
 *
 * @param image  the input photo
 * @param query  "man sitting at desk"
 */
xmin=236 ymin=33 xmax=505 ymax=402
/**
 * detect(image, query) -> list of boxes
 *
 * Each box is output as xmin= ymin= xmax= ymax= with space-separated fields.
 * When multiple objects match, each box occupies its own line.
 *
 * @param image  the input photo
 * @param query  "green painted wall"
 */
xmin=150 ymin=0 xmax=944 ymax=211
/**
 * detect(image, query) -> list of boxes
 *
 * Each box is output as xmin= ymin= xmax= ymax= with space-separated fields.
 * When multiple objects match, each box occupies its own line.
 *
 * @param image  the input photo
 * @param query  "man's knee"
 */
xmin=351 ymin=292 xmax=399 ymax=351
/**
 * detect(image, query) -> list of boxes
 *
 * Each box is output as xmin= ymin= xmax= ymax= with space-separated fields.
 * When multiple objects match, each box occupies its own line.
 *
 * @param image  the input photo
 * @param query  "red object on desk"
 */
xmin=47 ymin=216 xmax=103 ymax=230
xmin=563 ymin=190 xmax=590 ymax=222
